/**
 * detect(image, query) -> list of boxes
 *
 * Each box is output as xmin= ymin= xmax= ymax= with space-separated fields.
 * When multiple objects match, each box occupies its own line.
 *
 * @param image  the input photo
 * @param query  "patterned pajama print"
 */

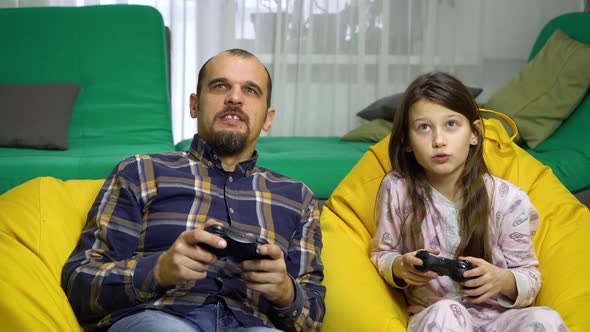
xmin=407 ymin=300 xmax=567 ymax=331
xmin=371 ymin=172 xmax=568 ymax=331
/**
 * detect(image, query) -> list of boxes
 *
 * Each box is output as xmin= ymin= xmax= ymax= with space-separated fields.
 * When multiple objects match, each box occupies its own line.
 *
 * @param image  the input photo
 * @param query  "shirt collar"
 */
xmin=188 ymin=134 xmax=259 ymax=176
xmin=430 ymin=185 xmax=461 ymax=209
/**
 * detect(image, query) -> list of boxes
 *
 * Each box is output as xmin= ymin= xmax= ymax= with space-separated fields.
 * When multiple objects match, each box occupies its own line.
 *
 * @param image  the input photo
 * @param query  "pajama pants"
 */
xmin=407 ymin=299 xmax=568 ymax=332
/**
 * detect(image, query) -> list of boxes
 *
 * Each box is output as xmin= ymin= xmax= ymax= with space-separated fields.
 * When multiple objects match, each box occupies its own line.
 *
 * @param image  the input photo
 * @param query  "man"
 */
xmin=62 ymin=49 xmax=326 ymax=332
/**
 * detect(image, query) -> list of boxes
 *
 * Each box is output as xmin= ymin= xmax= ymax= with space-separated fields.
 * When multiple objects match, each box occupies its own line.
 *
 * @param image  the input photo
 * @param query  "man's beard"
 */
xmin=210 ymin=130 xmax=249 ymax=156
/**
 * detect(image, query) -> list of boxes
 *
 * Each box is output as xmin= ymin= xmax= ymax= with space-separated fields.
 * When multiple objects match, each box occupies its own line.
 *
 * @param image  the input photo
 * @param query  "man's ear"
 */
xmin=471 ymin=119 xmax=482 ymax=145
xmin=189 ymin=93 xmax=198 ymax=119
xmin=262 ymin=107 xmax=276 ymax=132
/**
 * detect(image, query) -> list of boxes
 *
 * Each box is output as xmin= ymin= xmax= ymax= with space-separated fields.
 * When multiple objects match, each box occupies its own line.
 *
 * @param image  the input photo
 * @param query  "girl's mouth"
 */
xmin=432 ymin=154 xmax=449 ymax=162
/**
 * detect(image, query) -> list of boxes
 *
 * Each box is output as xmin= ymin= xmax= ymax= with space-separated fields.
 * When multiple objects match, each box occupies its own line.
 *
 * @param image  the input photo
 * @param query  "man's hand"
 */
xmin=154 ymin=219 xmax=227 ymax=287
xmin=393 ymin=248 xmax=440 ymax=286
xmin=240 ymin=244 xmax=294 ymax=308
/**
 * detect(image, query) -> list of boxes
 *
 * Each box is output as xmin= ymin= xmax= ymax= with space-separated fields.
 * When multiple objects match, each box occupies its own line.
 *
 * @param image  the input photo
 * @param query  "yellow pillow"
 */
xmin=0 ymin=177 xmax=103 ymax=332
xmin=320 ymin=114 xmax=590 ymax=331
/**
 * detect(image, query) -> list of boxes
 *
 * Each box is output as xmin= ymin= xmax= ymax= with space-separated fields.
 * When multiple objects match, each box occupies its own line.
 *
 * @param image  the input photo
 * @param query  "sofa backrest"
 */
xmin=0 ymin=5 xmax=173 ymax=147
xmin=529 ymin=11 xmax=590 ymax=61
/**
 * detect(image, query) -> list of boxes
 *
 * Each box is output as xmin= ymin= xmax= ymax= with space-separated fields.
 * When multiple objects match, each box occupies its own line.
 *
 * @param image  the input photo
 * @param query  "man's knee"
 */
xmin=109 ymin=310 xmax=195 ymax=332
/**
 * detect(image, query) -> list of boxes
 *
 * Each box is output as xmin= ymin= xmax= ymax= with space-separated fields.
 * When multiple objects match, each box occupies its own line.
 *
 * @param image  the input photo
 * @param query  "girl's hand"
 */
xmin=393 ymin=248 xmax=440 ymax=286
xmin=460 ymin=256 xmax=516 ymax=304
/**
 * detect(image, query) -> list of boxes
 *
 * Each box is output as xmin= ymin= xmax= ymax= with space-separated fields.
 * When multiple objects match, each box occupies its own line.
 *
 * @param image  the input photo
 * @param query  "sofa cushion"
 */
xmin=0 ymin=141 xmax=174 ymax=197
xmin=0 ymin=83 xmax=80 ymax=150
xmin=483 ymin=29 xmax=590 ymax=148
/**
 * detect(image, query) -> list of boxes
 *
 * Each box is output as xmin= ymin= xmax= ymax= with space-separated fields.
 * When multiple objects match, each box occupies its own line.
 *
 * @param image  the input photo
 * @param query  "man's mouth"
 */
xmin=218 ymin=105 xmax=247 ymax=124
xmin=222 ymin=114 xmax=241 ymax=121
xmin=217 ymin=110 xmax=247 ymax=126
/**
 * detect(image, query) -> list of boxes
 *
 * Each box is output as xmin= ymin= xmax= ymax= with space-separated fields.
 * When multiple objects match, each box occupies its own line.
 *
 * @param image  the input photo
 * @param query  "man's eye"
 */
xmin=244 ymin=87 xmax=258 ymax=95
xmin=213 ymin=83 xmax=227 ymax=89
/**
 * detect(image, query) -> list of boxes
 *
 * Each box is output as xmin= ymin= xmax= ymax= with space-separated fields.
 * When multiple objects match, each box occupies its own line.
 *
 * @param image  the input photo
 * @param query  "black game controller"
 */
xmin=415 ymin=250 xmax=474 ymax=282
xmin=199 ymin=224 xmax=269 ymax=262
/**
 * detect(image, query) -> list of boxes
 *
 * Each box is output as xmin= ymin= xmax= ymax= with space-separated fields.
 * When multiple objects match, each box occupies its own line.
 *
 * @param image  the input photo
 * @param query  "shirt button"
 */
xmin=229 ymin=208 xmax=234 ymax=214
xmin=228 ymin=176 xmax=233 ymax=182
xmin=207 ymin=161 xmax=212 ymax=167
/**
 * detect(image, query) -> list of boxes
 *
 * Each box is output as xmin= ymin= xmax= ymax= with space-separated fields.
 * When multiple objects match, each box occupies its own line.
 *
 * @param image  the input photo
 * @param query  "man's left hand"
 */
xmin=240 ymin=244 xmax=294 ymax=308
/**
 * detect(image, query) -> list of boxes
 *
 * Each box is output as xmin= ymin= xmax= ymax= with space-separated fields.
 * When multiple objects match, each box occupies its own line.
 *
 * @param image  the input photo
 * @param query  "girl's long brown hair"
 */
xmin=388 ymin=72 xmax=492 ymax=262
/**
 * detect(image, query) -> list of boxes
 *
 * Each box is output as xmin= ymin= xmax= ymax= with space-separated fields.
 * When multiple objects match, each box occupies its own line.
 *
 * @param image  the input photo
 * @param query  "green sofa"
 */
xmin=0 ymin=5 xmax=174 ymax=195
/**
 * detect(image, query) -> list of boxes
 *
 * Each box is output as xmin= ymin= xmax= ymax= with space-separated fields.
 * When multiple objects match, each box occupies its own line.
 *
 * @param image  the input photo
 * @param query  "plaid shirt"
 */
xmin=62 ymin=134 xmax=326 ymax=331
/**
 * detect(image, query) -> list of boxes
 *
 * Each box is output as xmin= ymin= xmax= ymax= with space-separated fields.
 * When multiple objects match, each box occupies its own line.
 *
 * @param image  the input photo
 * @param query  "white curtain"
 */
xmin=3 ymin=0 xmax=585 ymax=143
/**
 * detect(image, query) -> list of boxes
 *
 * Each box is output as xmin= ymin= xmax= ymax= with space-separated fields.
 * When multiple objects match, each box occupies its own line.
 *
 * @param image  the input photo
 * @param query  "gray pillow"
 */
xmin=358 ymin=86 xmax=483 ymax=121
xmin=0 ymin=83 xmax=80 ymax=150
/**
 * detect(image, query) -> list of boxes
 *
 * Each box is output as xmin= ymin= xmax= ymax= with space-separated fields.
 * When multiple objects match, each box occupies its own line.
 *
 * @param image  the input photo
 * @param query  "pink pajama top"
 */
xmin=370 ymin=172 xmax=541 ymax=322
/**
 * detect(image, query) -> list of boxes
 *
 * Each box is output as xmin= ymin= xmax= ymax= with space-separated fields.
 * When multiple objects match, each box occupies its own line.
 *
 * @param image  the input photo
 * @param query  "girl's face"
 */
xmin=406 ymin=99 xmax=480 ymax=186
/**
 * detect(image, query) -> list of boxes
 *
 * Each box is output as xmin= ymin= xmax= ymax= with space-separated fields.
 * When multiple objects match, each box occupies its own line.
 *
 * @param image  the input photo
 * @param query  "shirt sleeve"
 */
xmin=370 ymin=174 xmax=408 ymax=289
xmin=269 ymin=195 xmax=326 ymax=332
xmin=61 ymin=156 xmax=165 ymax=322
xmin=495 ymin=183 xmax=541 ymax=308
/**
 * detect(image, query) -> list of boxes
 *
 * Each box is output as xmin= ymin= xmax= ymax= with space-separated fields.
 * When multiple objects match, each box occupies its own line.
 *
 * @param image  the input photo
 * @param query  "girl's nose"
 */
xmin=432 ymin=129 xmax=446 ymax=148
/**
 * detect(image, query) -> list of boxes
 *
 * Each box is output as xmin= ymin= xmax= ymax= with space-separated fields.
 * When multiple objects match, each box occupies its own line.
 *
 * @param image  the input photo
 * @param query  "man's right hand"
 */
xmin=154 ymin=220 xmax=227 ymax=287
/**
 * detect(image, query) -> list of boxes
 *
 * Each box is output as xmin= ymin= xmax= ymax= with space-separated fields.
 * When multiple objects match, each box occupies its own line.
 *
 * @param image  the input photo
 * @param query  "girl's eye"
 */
xmin=448 ymin=120 xmax=457 ymax=127
xmin=417 ymin=123 xmax=430 ymax=131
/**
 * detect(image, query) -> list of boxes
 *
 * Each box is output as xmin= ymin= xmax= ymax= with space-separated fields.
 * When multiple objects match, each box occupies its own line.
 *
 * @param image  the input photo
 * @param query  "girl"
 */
xmin=370 ymin=72 xmax=567 ymax=331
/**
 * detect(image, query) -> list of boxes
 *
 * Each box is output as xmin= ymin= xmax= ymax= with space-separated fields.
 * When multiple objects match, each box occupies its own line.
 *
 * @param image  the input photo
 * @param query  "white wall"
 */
xmin=482 ymin=0 xmax=584 ymax=60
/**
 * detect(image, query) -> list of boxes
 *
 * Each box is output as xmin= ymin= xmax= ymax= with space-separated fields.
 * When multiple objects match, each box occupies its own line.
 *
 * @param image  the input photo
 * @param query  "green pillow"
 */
xmin=483 ymin=30 xmax=590 ymax=149
xmin=341 ymin=119 xmax=392 ymax=142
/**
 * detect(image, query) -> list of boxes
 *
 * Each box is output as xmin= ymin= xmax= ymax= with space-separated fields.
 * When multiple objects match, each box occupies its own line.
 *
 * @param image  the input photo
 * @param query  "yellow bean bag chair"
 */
xmin=320 ymin=117 xmax=590 ymax=331
xmin=0 ymin=118 xmax=588 ymax=332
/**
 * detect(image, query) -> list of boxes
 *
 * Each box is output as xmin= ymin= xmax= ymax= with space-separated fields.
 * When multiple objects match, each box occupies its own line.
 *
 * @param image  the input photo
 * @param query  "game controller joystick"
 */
xmin=199 ymin=224 xmax=269 ymax=262
xmin=415 ymin=250 xmax=474 ymax=282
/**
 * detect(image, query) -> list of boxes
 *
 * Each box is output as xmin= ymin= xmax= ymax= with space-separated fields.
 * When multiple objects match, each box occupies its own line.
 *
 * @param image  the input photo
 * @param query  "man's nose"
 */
xmin=225 ymin=85 xmax=243 ymax=105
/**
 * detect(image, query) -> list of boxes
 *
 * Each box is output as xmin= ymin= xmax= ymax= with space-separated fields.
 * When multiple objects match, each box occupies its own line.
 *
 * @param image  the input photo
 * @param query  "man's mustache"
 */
xmin=219 ymin=106 xmax=248 ymax=123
